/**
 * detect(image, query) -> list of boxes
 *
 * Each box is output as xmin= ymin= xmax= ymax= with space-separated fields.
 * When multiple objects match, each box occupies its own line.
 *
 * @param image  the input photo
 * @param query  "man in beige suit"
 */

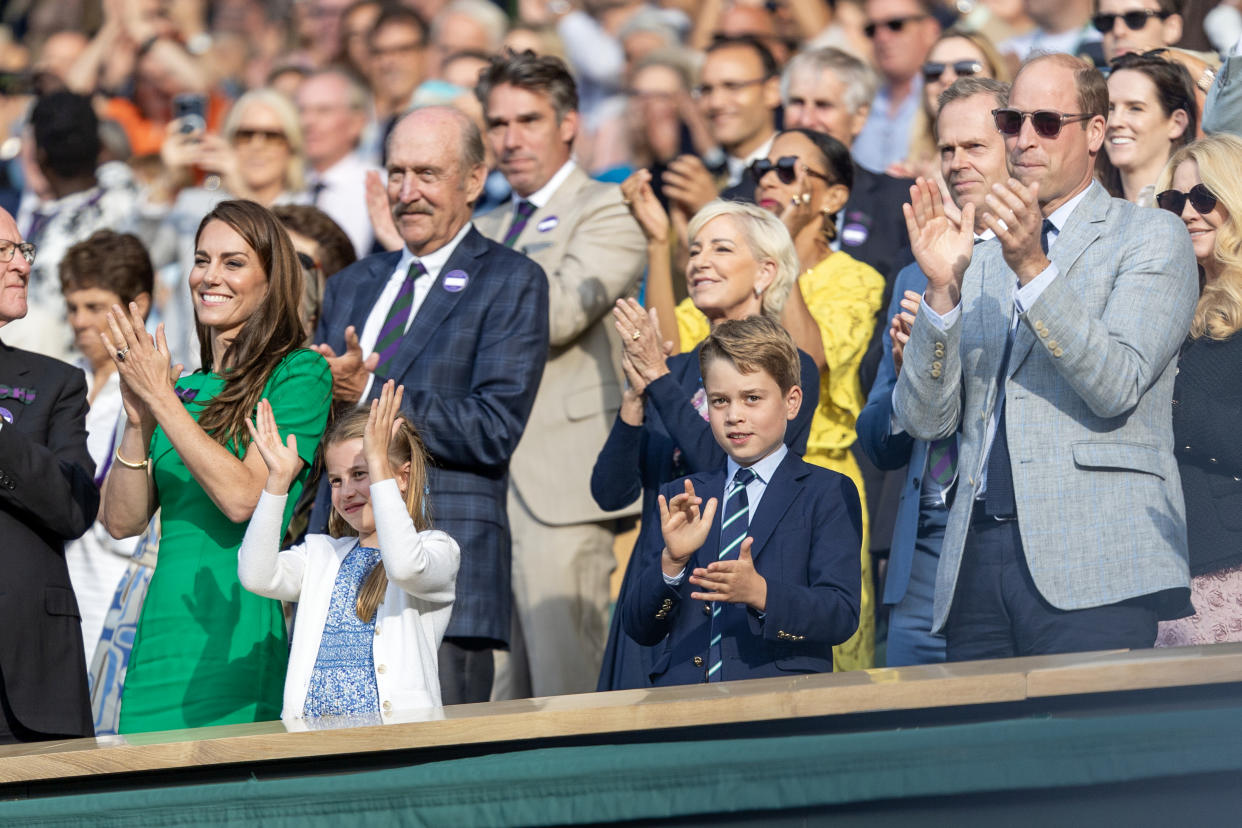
xmin=475 ymin=52 xmax=647 ymax=699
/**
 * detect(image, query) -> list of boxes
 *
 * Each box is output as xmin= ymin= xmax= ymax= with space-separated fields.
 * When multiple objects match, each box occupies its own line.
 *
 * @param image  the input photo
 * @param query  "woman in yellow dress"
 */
xmin=675 ymin=130 xmax=884 ymax=670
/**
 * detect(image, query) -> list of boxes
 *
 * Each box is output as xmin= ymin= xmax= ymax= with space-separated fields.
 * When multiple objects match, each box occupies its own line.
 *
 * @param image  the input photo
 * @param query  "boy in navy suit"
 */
xmin=621 ymin=316 xmax=862 ymax=686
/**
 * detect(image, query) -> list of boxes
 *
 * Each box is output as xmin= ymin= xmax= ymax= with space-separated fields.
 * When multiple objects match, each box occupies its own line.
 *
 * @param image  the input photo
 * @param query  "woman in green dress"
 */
xmin=100 ymin=200 xmax=332 ymax=733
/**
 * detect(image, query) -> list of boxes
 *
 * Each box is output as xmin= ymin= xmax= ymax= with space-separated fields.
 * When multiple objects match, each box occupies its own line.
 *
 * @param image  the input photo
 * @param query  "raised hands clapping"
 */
xmin=245 ymin=399 xmax=303 ymax=495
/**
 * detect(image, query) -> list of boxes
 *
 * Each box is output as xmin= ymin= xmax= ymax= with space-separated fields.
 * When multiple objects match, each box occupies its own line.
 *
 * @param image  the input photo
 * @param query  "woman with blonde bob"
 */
xmin=592 ymin=199 xmax=820 ymax=690
xmin=1153 ymin=134 xmax=1242 ymax=646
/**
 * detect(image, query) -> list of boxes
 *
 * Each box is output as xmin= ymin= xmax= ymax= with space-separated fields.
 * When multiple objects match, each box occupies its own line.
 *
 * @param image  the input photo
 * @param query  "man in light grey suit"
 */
xmin=894 ymin=52 xmax=1198 ymax=660
xmin=474 ymin=52 xmax=647 ymax=698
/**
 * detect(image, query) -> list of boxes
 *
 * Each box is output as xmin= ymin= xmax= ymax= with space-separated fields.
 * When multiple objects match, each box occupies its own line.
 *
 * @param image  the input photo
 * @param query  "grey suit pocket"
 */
xmin=45 ymin=586 xmax=81 ymax=619
xmin=1071 ymin=441 xmax=1166 ymax=479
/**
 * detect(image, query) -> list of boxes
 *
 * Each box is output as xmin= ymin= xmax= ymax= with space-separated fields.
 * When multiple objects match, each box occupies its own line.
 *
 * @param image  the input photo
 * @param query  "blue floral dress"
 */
xmin=303 ymin=544 xmax=382 ymax=718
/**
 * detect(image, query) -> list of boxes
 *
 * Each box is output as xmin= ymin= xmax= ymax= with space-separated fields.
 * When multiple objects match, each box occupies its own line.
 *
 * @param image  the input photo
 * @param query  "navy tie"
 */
xmin=707 ymin=466 xmax=756 ymax=682
xmin=985 ymin=219 xmax=1054 ymax=517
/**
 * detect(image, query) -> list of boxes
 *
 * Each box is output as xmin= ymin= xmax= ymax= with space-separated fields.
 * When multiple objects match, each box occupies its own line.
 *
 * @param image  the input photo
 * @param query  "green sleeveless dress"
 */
xmin=119 ymin=349 xmax=331 ymax=734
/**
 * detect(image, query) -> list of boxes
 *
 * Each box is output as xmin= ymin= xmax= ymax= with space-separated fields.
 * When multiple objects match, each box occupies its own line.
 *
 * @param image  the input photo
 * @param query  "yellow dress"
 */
xmin=676 ymin=251 xmax=885 ymax=671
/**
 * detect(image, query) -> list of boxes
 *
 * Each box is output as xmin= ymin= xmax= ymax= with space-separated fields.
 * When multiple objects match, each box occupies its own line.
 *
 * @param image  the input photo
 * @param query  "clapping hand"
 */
xmin=902 ymin=177 xmax=975 ymax=314
xmin=363 ymin=379 xmax=405 ymax=483
xmin=312 ymin=326 xmax=379 ymax=403
xmin=101 ymin=302 xmax=181 ymax=427
xmin=889 ymin=290 xmax=921 ymax=375
xmin=981 ymin=178 xmax=1047 ymax=285
xmin=613 ymin=298 xmax=672 ymax=385
xmin=689 ymin=537 xmax=767 ymax=611
xmin=620 ymin=169 xmax=670 ymax=245
xmin=245 ymin=398 xmax=303 ymax=495
xmin=659 ymin=478 xmax=718 ymax=577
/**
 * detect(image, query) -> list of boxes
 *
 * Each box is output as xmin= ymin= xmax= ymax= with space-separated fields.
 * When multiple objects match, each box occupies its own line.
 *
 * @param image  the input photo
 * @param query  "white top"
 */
xmin=309 ymin=152 xmax=377 ymax=258
xmin=238 ymin=480 xmax=460 ymax=722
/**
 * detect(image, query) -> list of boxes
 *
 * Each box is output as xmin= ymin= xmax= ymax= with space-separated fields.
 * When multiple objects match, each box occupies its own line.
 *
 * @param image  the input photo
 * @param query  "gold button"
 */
xmin=377 ymin=664 xmax=387 ymax=674
xmin=382 ymin=700 xmax=392 ymax=711
xmin=702 ymin=603 xmax=711 ymax=615
xmin=932 ymin=360 xmax=942 ymax=370
xmin=374 ymin=624 xmax=381 ymax=636
xmin=1047 ymin=339 xmax=1058 ymax=349
xmin=931 ymin=369 xmax=941 ymax=378
xmin=693 ymin=656 xmax=703 ymax=667
xmin=1053 ymin=348 xmax=1064 ymax=358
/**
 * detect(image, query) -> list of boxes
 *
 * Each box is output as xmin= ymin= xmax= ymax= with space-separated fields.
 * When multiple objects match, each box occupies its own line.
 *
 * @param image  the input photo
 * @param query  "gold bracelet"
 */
xmin=113 ymin=448 xmax=149 ymax=470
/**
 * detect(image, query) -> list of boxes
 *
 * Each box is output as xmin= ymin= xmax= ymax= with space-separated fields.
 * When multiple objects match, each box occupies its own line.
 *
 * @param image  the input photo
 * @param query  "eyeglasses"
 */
xmin=232 ymin=128 xmax=288 ymax=146
xmin=922 ymin=60 xmax=984 ymax=82
xmin=864 ymin=14 xmax=928 ymax=38
xmin=1091 ymin=9 xmax=1171 ymax=33
xmin=1156 ymin=183 xmax=1218 ymax=216
xmin=0 ymin=239 xmax=35 ymax=265
xmin=692 ymin=77 xmax=766 ymax=98
xmin=992 ymin=107 xmax=1095 ymax=138
xmin=749 ymin=156 xmax=834 ymax=186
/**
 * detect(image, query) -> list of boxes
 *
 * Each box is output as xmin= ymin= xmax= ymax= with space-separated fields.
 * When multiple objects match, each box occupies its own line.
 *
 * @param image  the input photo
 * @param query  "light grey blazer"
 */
xmin=893 ymin=183 xmax=1197 ymax=632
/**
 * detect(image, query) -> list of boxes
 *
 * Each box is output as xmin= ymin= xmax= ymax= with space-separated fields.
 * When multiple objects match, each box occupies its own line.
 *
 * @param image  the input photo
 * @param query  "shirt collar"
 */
xmin=726 ymin=442 xmax=788 ymax=487
xmin=395 ymin=220 xmax=474 ymax=281
xmin=1044 ymin=182 xmax=1094 ymax=238
xmin=519 ymin=159 xmax=577 ymax=210
xmin=726 ymin=133 xmax=776 ymax=187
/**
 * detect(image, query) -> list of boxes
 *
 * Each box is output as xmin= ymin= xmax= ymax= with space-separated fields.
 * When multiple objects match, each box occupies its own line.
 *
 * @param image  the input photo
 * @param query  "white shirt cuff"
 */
xmin=663 ymin=567 xmax=687 ymax=586
xmin=1014 ymin=261 xmax=1059 ymax=313
xmin=920 ymin=294 xmax=961 ymax=329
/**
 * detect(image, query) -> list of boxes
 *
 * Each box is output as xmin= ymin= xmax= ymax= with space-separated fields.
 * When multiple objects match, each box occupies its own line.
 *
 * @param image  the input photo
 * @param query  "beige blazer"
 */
xmin=476 ymin=166 xmax=647 ymax=525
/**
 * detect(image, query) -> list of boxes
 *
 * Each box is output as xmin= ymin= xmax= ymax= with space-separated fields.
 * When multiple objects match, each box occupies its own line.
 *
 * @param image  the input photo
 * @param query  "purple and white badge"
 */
xmin=840 ymin=222 xmax=869 ymax=247
xmin=0 ymin=407 xmax=12 ymax=424
xmin=537 ymin=216 xmax=559 ymax=232
xmin=442 ymin=269 xmax=469 ymax=292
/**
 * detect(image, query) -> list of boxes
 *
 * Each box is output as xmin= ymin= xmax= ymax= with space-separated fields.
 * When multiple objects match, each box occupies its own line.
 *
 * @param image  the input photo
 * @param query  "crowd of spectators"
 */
xmin=1 ymin=0 xmax=1242 ymax=744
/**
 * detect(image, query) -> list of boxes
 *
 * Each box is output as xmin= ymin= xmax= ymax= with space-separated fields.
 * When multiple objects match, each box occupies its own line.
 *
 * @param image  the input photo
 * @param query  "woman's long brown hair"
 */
xmin=325 ymin=407 xmax=433 ymax=623
xmin=192 ymin=200 xmax=307 ymax=450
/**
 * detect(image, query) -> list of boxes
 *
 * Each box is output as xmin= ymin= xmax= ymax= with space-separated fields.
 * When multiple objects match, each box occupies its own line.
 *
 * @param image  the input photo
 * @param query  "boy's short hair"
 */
xmin=59 ymin=230 xmax=154 ymax=305
xmin=699 ymin=316 xmax=800 ymax=394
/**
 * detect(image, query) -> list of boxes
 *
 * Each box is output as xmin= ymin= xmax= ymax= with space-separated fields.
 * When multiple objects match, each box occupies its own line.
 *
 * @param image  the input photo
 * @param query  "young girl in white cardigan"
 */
xmin=240 ymin=380 xmax=459 ymax=723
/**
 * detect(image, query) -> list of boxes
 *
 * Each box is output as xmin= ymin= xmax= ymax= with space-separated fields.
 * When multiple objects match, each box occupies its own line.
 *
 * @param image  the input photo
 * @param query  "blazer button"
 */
xmin=1053 ymin=348 xmax=1064 ymax=358
xmin=693 ymin=656 xmax=703 ymax=667
xmin=931 ymin=369 xmax=942 ymax=379
xmin=932 ymin=360 xmax=942 ymax=370
xmin=1046 ymin=339 xmax=1058 ymax=349
xmin=703 ymin=603 xmax=712 ymax=615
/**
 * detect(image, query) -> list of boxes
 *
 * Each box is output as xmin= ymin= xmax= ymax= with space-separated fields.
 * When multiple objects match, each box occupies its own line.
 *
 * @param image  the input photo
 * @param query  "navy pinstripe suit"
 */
xmin=312 ymin=226 xmax=549 ymax=647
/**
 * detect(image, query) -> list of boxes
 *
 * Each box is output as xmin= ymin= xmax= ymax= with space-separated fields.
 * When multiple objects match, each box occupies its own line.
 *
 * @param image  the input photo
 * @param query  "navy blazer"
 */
xmin=621 ymin=450 xmax=861 ymax=686
xmin=591 ymin=344 xmax=819 ymax=691
xmin=0 ymin=342 xmax=96 ymax=737
xmin=855 ymin=261 xmax=940 ymax=605
xmin=312 ymin=226 xmax=549 ymax=646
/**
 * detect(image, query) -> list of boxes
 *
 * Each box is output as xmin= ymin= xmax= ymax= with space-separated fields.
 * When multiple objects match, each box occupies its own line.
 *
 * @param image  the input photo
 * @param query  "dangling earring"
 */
xmin=819 ymin=208 xmax=839 ymax=246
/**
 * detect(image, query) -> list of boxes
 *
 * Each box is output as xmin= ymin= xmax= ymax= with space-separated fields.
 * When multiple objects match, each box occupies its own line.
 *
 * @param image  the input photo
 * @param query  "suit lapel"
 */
xmin=693 ymin=469 xmax=727 ymax=568
xmin=349 ymin=252 xmax=402 ymax=333
xmin=1007 ymin=184 xmax=1107 ymax=378
xmin=516 ymin=167 xmax=587 ymax=254
xmin=743 ymin=452 xmax=805 ymax=562
xmin=381 ymin=227 xmax=489 ymax=382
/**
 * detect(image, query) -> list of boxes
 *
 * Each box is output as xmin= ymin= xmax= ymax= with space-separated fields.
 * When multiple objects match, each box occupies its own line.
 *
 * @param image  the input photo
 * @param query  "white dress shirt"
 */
xmin=356 ymin=221 xmax=474 ymax=401
xmin=308 ymin=152 xmax=377 ymax=258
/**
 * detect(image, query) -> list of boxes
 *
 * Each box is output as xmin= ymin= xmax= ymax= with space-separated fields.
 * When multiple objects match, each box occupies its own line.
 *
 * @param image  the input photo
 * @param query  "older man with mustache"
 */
xmin=311 ymin=106 xmax=549 ymax=704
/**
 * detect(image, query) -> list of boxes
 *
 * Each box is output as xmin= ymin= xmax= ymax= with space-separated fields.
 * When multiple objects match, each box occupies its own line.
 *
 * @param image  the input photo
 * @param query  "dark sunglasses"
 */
xmin=749 ymin=156 xmax=834 ymax=186
xmin=922 ymin=60 xmax=984 ymax=82
xmin=992 ymin=107 xmax=1095 ymax=138
xmin=1156 ymin=183 xmax=1218 ymax=216
xmin=864 ymin=14 xmax=927 ymax=38
xmin=1091 ymin=9 xmax=1170 ymax=33
xmin=232 ymin=128 xmax=287 ymax=145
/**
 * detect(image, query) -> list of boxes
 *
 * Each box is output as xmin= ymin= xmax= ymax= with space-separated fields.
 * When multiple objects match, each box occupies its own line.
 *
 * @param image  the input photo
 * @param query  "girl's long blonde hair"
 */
xmin=326 ymin=407 xmax=432 ymax=623
xmin=1157 ymin=134 xmax=1242 ymax=340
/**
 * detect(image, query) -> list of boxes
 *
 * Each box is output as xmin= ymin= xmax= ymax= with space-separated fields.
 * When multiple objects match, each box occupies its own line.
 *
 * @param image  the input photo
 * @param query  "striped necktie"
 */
xmin=707 ymin=466 xmax=756 ymax=682
xmin=502 ymin=200 xmax=535 ymax=248
xmin=373 ymin=260 xmax=426 ymax=378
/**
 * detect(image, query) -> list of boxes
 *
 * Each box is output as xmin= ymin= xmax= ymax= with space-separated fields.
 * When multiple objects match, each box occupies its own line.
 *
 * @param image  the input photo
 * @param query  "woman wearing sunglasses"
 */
xmin=671 ymin=129 xmax=884 ymax=671
xmin=140 ymin=88 xmax=310 ymax=369
xmin=1101 ymin=53 xmax=1196 ymax=206
xmin=892 ymin=27 xmax=1011 ymax=181
xmin=1152 ymin=134 xmax=1242 ymax=646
